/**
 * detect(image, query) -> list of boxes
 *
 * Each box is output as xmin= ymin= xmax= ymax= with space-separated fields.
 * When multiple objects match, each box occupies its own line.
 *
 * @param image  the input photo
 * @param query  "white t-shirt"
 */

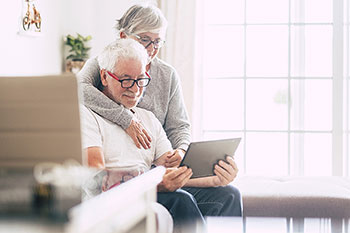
xmin=80 ymin=105 xmax=173 ymax=171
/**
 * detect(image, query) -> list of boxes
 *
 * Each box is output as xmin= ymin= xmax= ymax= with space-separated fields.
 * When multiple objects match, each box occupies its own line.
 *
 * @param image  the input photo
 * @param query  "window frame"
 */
xmin=195 ymin=0 xmax=349 ymax=176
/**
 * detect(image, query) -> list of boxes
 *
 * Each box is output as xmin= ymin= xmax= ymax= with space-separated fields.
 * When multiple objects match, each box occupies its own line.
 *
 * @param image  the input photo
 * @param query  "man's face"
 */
xmin=101 ymin=58 xmax=145 ymax=109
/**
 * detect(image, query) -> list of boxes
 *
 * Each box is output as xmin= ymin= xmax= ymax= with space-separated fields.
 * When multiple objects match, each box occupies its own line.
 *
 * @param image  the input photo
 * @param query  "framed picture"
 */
xmin=19 ymin=0 xmax=42 ymax=36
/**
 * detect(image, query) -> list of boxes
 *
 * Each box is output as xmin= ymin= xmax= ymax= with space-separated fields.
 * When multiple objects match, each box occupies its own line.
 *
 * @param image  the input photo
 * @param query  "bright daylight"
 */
xmin=0 ymin=0 xmax=350 ymax=233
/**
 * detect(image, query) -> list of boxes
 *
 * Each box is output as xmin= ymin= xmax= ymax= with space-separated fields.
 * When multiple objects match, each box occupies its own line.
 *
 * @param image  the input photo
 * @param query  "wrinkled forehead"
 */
xmin=113 ymin=57 xmax=146 ymax=74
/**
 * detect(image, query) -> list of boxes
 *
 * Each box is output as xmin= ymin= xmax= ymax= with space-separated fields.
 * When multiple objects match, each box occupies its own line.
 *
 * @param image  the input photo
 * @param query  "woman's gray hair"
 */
xmin=97 ymin=38 xmax=149 ymax=73
xmin=115 ymin=4 xmax=168 ymax=36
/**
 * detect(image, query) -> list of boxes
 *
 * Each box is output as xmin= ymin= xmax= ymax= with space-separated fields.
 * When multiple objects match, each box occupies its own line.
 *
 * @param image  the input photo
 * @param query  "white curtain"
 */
xmin=157 ymin=0 xmax=199 ymax=137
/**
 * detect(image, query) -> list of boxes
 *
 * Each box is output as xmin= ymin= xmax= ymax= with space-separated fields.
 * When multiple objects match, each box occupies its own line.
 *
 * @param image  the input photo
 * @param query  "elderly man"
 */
xmin=80 ymin=38 xmax=242 ymax=233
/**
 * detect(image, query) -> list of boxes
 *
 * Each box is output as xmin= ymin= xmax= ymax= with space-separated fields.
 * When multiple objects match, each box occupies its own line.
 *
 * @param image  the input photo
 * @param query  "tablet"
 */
xmin=180 ymin=138 xmax=241 ymax=178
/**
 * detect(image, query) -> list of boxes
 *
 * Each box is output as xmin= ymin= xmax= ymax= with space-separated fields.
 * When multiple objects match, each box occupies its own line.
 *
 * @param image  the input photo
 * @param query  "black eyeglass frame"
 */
xmin=106 ymin=70 xmax=151 ymax=88
xmin=132 ymin=34 xmax=165 ymax=49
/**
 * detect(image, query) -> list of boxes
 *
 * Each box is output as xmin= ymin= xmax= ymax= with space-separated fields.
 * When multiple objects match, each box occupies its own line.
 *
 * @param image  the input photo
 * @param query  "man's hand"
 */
xmin=212 ymin=156 xmax=238 ymax=187
xmin=157 ymin=166 xmax=192 ymax=192
xmin=153 ymin=149 xmax=185 ymax=168
xmin=125 ymin=119 xmax=152 ymax=149
xmin=164 ymin=149 xmax=185 ymax=168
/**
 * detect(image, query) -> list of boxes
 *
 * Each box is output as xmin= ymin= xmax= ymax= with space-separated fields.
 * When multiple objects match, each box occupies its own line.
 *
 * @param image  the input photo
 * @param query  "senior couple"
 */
xmin=78 ymin=4 xmax=242 ymax=233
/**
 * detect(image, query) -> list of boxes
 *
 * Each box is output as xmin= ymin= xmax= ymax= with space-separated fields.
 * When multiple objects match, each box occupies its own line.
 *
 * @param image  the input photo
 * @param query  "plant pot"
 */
xmin=66 ymin=60 xmax=86 ymax=74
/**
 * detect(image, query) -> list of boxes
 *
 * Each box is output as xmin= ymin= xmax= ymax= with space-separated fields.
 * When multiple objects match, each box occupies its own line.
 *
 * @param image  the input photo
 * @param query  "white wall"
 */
xmin=0 ymin=0 xmax=155 ymax=76
xmin=0 ymin=0 xmax=64 ymax=76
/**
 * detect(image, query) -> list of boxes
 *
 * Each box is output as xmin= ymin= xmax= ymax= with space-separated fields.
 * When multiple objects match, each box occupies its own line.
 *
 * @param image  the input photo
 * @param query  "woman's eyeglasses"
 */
xmin=132 ymin=34 xmax=165 ymax=49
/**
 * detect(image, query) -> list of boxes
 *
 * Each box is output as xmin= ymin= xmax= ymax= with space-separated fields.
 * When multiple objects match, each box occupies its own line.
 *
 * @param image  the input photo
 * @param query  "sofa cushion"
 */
xmin=233 ymin=176 xmax=350 ymax=218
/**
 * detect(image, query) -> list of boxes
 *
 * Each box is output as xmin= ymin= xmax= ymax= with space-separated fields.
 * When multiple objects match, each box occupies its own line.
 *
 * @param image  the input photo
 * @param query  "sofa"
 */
xmin=234 ymin=175 xmax=350 ymax=217
xmin=233 ymin=175 xmax=350 ymax=232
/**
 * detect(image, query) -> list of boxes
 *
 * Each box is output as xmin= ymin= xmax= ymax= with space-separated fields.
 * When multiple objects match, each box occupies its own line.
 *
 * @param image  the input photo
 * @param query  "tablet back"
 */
xmin=180 ymin=138 xmax=241 ymax=178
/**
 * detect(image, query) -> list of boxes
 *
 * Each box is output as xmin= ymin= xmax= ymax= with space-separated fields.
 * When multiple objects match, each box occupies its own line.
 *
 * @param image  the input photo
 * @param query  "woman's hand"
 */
xmin=125 ymin=119 xmax=152 ymax=149
xmin=212 ymin=156 xmax=238 ymax=187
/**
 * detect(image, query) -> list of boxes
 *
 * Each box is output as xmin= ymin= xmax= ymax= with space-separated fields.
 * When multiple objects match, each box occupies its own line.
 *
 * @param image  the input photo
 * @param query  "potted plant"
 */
xmin=65 ymin=33 xmax=92 ymax=73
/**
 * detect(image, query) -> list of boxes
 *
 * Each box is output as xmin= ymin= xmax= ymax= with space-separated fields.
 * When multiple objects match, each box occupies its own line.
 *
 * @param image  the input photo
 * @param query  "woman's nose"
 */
xmin=146 ymin=43 xmax=156 ymax=54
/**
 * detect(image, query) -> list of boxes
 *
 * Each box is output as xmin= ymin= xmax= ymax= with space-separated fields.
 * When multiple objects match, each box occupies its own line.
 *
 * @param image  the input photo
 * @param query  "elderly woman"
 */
xmin=77 ymin=4 xmax=242 ymax=232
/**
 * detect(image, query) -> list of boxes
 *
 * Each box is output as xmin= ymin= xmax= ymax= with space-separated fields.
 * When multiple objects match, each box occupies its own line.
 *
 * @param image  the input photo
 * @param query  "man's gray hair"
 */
xmin=98 ymin=38 xmax=149 ymax=73
xmin=115 ymin=4 xmax=168 ymax=36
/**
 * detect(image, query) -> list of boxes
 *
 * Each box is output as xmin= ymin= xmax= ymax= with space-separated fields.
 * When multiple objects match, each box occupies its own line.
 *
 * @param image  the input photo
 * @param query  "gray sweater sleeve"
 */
xmin=76 ymin=58 xmax=133 ymax=130
xmin=164 ymin=69 xmax=191 ymax=151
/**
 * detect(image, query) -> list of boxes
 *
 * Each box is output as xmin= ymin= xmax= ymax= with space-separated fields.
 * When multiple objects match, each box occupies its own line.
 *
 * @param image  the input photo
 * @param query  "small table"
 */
xmin=206 ymin=217 xmax=350 ymax=233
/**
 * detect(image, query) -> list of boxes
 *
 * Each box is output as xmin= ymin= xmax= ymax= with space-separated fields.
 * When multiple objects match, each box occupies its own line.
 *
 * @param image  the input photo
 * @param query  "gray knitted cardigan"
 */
xmin=77 ymin=57 xmax=191 ymax=151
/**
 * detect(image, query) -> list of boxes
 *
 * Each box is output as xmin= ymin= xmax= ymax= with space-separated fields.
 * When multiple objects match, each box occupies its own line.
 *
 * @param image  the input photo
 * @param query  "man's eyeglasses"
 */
xmin=106 ymin=70 xmax=151 ymax=88
xmin=133 ymin=34 xmax=165 ymax=49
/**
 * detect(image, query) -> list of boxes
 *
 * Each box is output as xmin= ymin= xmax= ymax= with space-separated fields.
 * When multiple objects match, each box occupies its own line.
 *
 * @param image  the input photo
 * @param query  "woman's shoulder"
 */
xmin=77 ymin=56 xmax=101 ymax=84
xmin=78 ymin=57 xmax=100 ymax=74
xmin=151 ymin=57 xmax=176 ymax=73
xmin=150 ymin=58 xmax=180 ymax=84
xmin=85 ymin=56 xmax=99 ymax=67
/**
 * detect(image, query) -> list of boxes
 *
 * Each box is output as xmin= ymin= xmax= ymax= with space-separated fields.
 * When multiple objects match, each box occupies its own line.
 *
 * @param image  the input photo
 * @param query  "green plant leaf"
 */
xmin=65 ymin=33 xmax=92 ymax=61
xmin=84 ymin=35 xmax=92 ymax=41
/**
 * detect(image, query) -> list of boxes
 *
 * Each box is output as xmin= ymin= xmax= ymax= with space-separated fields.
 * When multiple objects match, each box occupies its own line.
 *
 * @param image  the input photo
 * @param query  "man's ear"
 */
xmin=100 ymin=69 xmax=108 ymax=87
xmin=120 ymin=31 xmax=127 ymax=39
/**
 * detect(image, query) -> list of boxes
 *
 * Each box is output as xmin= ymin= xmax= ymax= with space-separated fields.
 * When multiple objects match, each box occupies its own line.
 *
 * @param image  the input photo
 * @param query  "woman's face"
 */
xmin=122 ymin=31 xmax=165 ymax=62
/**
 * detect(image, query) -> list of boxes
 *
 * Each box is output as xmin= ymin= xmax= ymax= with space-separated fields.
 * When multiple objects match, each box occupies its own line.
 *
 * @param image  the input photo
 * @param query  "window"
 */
xmin=195 ymin=0 xmax=349 ymax=176
xmin=346 ymin=0 xmax=350 ymax=176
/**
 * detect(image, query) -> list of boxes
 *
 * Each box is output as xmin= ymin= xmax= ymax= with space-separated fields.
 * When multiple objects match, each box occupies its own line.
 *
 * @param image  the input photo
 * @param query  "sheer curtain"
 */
xmin=157 ymin=0 xmax=198 ymax=130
